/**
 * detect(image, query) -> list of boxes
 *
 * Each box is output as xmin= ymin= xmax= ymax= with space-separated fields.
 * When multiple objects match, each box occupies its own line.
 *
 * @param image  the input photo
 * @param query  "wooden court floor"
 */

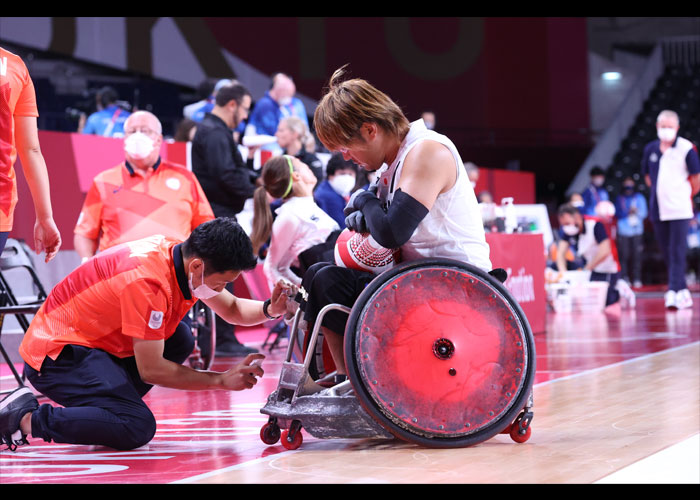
xmin=1 ymin=296 xmax=698 ymax=484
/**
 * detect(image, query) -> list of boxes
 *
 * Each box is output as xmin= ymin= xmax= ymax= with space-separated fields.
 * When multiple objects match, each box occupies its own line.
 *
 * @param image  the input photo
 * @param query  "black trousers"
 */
xmin=299 ymin=262 xmax=375 ymax=335
xmin=25 ymin=321 xmax=194 ymax=450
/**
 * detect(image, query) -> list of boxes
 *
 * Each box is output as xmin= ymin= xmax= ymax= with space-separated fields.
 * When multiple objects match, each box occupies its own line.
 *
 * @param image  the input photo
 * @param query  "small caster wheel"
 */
xmin=510 ymin=424 xmax=531 ymax=443
xmin=281 ymin=428 xmax=303 ymax=450
xmin=260 ymin=422 xmax=281 ymax=445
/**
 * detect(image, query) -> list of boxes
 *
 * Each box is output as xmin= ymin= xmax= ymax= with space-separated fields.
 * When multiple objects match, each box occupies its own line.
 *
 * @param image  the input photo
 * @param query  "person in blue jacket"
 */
xmin=615 ymin=176 xmax=648 ymax=288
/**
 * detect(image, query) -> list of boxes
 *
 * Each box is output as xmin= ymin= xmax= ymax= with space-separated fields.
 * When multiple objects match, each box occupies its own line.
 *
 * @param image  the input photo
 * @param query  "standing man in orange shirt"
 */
xmin=0 ymin=217 xmax=292 ymax=451
xmin=0 ymin=46 xmax=61 ymax=260
xmin=73 ymin=110 xmax=214 ymax=261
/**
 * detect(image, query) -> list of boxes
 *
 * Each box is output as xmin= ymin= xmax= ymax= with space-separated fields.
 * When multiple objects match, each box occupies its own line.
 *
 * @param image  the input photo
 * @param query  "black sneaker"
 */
xmin=0 ymin=387 xmax=38 ymax=451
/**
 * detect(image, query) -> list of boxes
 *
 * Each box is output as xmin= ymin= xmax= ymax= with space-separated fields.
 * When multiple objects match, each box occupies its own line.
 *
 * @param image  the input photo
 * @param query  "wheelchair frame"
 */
xmin=259 ymin=258 xmax=536 ymax=450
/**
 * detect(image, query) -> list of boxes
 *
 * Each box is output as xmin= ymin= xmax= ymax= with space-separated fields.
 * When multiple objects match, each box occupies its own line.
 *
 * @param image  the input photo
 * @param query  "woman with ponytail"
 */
xmin=251 ymin=155 xmax=340 ymax=290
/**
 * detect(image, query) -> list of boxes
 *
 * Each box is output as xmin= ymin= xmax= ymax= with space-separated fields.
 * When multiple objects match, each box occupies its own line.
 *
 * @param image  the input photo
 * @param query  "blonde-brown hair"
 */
xmin=250 ymin=156 xmax=296 ymax=254
xmin=313 ymin=65 xmax=410 ymax=151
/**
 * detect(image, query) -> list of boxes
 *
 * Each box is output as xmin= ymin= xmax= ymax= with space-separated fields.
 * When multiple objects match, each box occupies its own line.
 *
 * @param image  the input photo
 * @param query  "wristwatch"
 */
xmin=263 ymin=299 xmax=281 ymax=320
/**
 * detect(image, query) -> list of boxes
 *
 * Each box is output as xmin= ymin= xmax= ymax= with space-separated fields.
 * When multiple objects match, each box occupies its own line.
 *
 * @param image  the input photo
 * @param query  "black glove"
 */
xmin=343 ymin=189 xmax=375 ymax=217
xmin=345 ymin=211 xmax=368 ymax=233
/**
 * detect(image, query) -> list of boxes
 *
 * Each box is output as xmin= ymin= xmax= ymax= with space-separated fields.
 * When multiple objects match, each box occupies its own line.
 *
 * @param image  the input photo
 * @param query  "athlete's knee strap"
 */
xmin=355 ymin=189 xmax=429 ymax=249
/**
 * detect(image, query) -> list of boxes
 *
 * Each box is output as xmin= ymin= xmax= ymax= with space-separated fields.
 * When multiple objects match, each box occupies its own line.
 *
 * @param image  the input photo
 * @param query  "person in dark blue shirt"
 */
xmin=581 ymin=165 xmax=609 ymax=217
xmin=614 ymin=176 xmax=648 ymax=287
xmin=314 ymin=153 xmax=358 ymax=228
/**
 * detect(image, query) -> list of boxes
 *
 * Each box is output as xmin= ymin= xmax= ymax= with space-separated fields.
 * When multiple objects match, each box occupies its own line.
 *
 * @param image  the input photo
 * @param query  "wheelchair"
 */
xmin=187 ymin=303 xmax=217 ymax=371
xmin=259 ymin=258 xmax=535 ymax=450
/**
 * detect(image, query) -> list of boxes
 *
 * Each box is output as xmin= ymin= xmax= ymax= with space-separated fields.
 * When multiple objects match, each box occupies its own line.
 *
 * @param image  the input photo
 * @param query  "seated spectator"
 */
xmin=275 ymin=116 xmax=323 ymax=185
xmin=81 ymin=86 xmax=131 ymax=138
xmin=314 ymin=153 xmax=358 ymax=228
xmin=615 ymin=176 xmax=648 ymax=288
xmin=556 ymin=203 xmax=620 ymax=305
xmin=250 ymin=155 xmax=340 ymax=290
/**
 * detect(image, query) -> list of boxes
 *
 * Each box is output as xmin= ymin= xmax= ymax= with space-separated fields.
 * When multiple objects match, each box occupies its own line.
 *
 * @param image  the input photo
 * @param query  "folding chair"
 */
xmin=0 ymin=239 xmax=47 ymax=394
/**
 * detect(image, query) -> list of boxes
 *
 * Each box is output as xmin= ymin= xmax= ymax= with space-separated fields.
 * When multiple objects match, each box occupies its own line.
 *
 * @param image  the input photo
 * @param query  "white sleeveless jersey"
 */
xmin=375 ymin=120 xmax=492 ymax=271
xmin=577 ymin=218 xmax=619 ymax=274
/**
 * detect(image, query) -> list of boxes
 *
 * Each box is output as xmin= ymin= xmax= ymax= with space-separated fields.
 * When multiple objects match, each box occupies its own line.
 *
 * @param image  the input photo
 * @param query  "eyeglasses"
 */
xmin=125 ymin=127 xmax=159 ymax=137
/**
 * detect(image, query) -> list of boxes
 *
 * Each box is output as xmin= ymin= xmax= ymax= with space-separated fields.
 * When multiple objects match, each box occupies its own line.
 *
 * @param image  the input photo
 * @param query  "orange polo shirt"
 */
xmin=0 ymin=47 xmax=39 ymax=232
xmin=20 ymin=235 xmax=198 ymax=371
xmin=74 ymin=159 xmax=214 ymax=252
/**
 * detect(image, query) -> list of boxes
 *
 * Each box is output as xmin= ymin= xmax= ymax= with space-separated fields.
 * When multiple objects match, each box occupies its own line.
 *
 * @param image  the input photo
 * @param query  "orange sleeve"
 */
xmin=12 ymin=58 xmax=38 ymax=118
xmin=74 ymin=181 xmax=104 ymax=240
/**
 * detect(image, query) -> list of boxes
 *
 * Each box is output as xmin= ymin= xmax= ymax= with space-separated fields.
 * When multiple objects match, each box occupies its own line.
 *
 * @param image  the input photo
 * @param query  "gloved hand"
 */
xmin=343 ymin=188 xmax=375 ymax=217
xmin=345 ymin=211 xmax=368 ymax=233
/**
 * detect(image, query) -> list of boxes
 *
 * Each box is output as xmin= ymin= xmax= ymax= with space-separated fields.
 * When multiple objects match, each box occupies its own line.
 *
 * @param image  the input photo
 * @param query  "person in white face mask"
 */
xmin=641 ymin=109 xmax=700 ymax=310
xmin=555 ymin=203 xmax=621 ymax=306
xmin=314 ymin=153 xmax=359 ymax=228
xmin=8 ymin=218 xmax=292 ymax=452
xmin=74 ymin=110 xmax=215 ymax=262
xmin=581 ymin=165 xmax=610 ymax=216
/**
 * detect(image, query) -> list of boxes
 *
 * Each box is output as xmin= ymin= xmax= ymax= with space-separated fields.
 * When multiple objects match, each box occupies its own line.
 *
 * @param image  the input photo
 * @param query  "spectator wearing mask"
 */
xmin=642 ymin=109 xmax=700 ymax=310
xmin=615 ymin=176 xmax=648 ymax=288
xmin=581 ymin=166 xmax=609 ymax=217
xmin=556 ymin=203 xmax=620 ymax=306
xmin=569 ymin=192 xmax=585 ymax=212
xmin=314 ymin=153 xmax=358 ymax=228
xmin=245 ymin=73 xmax=308 ymax=154
xmin=74 ymin=111 xmax=214 ymax=261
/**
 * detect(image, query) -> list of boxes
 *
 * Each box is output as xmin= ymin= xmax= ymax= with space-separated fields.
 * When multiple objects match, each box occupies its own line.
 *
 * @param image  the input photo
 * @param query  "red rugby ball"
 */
xmin=334 ymin=229 xmax=398 ymax=274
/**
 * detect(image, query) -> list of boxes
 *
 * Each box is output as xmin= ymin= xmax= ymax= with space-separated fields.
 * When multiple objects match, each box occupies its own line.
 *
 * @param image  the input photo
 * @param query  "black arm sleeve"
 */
xmin=356 ymin=189 xmax=429 ymax=249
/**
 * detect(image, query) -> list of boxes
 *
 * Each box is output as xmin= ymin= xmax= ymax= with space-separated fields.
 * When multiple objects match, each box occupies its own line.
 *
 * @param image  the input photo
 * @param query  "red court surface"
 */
xmin=1 ymin=293 xmax=698 ymax=484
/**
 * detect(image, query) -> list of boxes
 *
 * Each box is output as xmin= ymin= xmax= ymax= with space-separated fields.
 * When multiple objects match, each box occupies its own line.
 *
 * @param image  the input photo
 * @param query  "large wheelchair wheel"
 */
xmin=344 ymin=258 xmax=535 ymax=448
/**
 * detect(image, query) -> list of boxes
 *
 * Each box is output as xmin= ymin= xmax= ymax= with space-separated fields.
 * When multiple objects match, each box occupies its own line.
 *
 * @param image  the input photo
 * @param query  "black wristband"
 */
xmin=263 ymin=299 xmax=280 ymax=320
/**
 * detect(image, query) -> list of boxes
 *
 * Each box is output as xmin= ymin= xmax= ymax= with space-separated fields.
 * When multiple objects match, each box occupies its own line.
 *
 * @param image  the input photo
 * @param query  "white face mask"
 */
xmin=124 ymin=132 xmax=155 ymax=159
xmin=562 ymin=224 xmax=579 ymax=236
xmin=189 ymin=262 xmax=220 ymax=300
xmin=329 ymin=174 xmax=356 ymax=197
xmin=591 ymin=176 xmax=605 ymax=187
xmin=278 ymin=96 xmax=292 ymax=106
xmin=657 ymin=127 xmax=677 ymax=142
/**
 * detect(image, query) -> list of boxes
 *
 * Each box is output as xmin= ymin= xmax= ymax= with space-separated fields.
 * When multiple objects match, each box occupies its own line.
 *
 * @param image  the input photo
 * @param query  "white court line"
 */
xmin=594 ymin=434 xmax=700 ymax=484
xmin=534 ymin=341 xmax=699 ymax=387
xmin=171 ymin=341 xmax=700 ymax=484
xmin=170 ymin=450 xmax=302 ymax=483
